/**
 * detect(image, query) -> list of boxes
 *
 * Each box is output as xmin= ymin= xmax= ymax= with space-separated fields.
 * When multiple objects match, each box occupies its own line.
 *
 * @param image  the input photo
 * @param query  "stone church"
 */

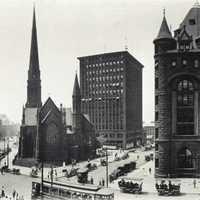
xmin=154 ymin=2 xmax=200 ymax=177
xmin=14 ymin=8 xmax=97 ymax=167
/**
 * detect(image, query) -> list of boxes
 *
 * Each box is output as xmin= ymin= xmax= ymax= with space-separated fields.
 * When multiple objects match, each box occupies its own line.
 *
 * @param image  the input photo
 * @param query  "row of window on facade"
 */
xmin=85 ymin=60 xmax=124 ymax=68
xmin=90 ymin=89 xmax=123 ymax=95
xmin=86 ymin=75 xmax=124 ymax=82
xmin=81 ymin=96 xmax=123 ymax=101
xmin=87 ymin=82 xmax=123 ymax=88
xmin=86 ymin=67 xmax=124 ymax=74
xmin=103 ymin=133 xmax=123 ymax=138
xmin=155 ymin=59 xmax=200 ymax=69
xmin=155 ymin=147 xmax=193 ymax=169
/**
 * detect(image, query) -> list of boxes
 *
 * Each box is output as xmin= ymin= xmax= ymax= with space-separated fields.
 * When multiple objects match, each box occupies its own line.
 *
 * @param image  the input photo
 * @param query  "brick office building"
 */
xmin=154 ymin=3 xmax=200 ymax=177
xmin=78 ymin=51 xmax=143 ymax=149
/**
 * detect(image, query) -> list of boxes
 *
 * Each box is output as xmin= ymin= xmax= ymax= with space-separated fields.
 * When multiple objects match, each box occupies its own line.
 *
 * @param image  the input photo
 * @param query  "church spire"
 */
xmin=72 ymin=73 xmax=81 ymax=114
xmin=29 ymin=6 xmax=39 ymax=73
xmin=26 ymin=6 xmax=42 ymax=108
xmin=156 ymin=10 xmax=172 ymax=40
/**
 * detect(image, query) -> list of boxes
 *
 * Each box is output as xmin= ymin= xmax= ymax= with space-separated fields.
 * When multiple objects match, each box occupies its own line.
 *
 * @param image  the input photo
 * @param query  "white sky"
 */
xmin=0 ymin=0 xmax=196 ymax=124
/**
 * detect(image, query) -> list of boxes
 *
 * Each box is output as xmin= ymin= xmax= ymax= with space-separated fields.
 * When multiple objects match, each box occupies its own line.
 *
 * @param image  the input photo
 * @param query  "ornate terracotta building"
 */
xmin=14 ymin=8 xmax=97 ymax=167
xmin=154 ymin=3 xmax=200 ymax=177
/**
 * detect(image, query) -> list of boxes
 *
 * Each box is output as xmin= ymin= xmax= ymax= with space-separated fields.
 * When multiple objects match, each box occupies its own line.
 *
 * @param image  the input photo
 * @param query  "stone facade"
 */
xmin=154 ymin=5 xmax=200 ymax=177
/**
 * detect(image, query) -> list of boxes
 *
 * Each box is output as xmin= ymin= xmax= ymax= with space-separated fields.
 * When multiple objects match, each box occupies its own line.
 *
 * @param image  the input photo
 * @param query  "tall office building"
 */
xmin=154 ymin=3 xmax=200 ymax=177
xmin=78 ymin=51 xmax=143 ymax=149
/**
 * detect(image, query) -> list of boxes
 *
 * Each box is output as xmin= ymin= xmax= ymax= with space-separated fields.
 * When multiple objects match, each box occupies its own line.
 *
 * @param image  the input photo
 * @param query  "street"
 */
xmin=1 ymin=143 xmax=200 ymax=200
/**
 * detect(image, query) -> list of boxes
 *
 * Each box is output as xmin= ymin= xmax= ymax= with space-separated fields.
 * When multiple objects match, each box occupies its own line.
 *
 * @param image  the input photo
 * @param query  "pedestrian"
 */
xmin=193 ymin=179 xmax=197 ymax=188
xmin=1 ymin=186 xmax=5 ymax=197
xmin=12 ymin=189 xmax=16 ymax=199
xmin=91 ymin=177 xmax=94 ymax=184
xmin=149 ymin=167 xmax=152 ymax=174
xmin=102 ymin=179 xmax=105 ymax=186
xmin=99 ymin=180 xmax=102 ymax=186
xmin=137 ymin=155 xmax=139 ymax=160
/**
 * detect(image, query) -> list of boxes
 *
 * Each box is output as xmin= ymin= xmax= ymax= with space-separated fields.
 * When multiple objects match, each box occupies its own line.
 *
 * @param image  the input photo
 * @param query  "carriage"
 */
xmin=118 ymin=178 xmax=143 ymax=194
xmin=77 ymin=168 xmax=89 ymax=184
xmin=155 ymin=179 xmax=181 ymax=196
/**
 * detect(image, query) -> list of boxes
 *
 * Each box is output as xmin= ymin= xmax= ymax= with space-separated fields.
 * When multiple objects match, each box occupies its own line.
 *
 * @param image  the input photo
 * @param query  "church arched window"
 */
xmin=176 ymin=79 xmax=194 ymax=135
xmin=177 ymin=147 xmax=193 ymax=168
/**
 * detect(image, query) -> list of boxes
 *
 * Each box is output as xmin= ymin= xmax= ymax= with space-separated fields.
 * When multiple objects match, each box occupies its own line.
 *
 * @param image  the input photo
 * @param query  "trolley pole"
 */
xmin=106 ymin=148 xmax=108 ymax=187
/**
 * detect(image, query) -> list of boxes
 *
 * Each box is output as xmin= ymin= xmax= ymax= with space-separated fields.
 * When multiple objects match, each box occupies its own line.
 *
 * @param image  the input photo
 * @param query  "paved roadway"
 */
xmin=1 ymin=142 xmax=200 ymax=200
xmin=58 ymin=150 xmax=150 ymax=186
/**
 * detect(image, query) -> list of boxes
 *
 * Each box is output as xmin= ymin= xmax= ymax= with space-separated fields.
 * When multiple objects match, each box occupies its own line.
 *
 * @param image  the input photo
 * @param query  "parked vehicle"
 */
xmin=121 ymin=153 xmax=129 ymax=160
xmin=86 ymin=163 xmax=97 ymax=171
xmin=145 ymin=155 xmax=151 ymax=161
xmin=67 ymin=167 xmax=79 ymax=178
xmin=77 ymin=168 xmax=89 ymax=184
xmin=100 ymin=159 xmax=107 ymax=166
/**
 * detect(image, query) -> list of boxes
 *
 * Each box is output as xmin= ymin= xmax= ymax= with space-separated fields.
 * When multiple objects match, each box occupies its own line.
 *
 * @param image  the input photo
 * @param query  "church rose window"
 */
xmin=176 ymin=79 xmax=194 ymax=135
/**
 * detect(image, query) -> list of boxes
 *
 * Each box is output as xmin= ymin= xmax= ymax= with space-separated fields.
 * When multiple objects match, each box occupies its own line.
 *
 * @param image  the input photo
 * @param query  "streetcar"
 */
xmin=32 ymin=179 xmax=114 ymax=200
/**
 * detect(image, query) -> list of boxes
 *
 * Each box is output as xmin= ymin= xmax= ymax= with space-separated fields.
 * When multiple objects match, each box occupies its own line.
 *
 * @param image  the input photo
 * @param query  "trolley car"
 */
xmin=32 ymin=179 xmax=114 ymax=200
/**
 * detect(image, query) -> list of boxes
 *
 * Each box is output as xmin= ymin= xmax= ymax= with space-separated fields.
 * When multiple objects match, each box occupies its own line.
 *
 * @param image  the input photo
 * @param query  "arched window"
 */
xmin=177 ymin=147 xmax=193 ymax=168
xmin=176 ymin=79 xmax=194 ymax=135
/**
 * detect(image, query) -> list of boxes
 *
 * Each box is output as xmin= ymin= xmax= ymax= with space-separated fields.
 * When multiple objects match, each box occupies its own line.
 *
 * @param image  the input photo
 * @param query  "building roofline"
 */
xmin=77 ymin=50 xmax=144 ymax=68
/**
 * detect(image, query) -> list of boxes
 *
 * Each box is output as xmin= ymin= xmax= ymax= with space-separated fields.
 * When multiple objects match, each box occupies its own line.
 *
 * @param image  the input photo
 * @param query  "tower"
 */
xmin=72 ymin=73 xmax=81 ymax=114
xmin=154 ymin=5 xmax=200 ymax=178
xmin=26 ymin=7 xmax=42 ymax=108
xmin=72 ymin=74 xmax=81 ymax=132
xmin=15 ymin=7 xmax=42 ymax=166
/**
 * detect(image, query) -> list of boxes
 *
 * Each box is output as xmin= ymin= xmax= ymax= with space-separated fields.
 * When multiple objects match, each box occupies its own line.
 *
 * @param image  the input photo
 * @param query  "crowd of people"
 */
xmin=0 ymin=187 xmax=24 ymax=200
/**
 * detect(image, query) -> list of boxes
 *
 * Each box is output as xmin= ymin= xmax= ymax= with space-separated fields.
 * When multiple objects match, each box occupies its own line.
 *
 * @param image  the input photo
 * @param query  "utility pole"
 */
xmin=106 ymin=148 xmax=108 ymax=187
xmin=7 ymin=139 xmax=9 ymax=168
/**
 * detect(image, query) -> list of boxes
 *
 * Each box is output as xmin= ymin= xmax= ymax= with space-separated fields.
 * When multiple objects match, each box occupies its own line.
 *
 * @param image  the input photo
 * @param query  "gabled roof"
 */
xmin=179 ymin=4 xmax=200 ymax=39
xmin=40 ymin=97 xmax=60 ymax=115
xmin=156 ymin=16 xmax=172 ymax=40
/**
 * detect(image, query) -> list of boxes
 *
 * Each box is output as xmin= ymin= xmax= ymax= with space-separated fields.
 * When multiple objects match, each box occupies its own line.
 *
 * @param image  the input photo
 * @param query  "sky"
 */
xmin=0 ymin=0 xmax=196 ymax=124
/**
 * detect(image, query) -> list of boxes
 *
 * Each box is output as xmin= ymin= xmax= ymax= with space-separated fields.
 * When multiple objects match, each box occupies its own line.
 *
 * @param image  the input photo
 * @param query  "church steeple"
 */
xmin=26 ymin=7 xmax=42 ymax=108
xmin=72 ymin=73 xmax=81 ymax=114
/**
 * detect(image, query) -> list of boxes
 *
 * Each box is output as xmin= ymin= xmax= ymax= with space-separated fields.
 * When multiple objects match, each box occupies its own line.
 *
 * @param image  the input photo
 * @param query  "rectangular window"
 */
xmin=155 ymin=128 xmax=159 ymax=139
xmin=155 ymin=158 xmax=159 ymax=168
xmin=189 ymin=19 xmax=196 ymax=25
xmin=155 ymin=78 xmax=159 ymax=89
xmin=155 ymin=95 xmax=159 ymax=105
xmin=155 ymin=143 xmax=159 ymax=151
xmin=155 ymin=111 xmax=159 ymax=121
